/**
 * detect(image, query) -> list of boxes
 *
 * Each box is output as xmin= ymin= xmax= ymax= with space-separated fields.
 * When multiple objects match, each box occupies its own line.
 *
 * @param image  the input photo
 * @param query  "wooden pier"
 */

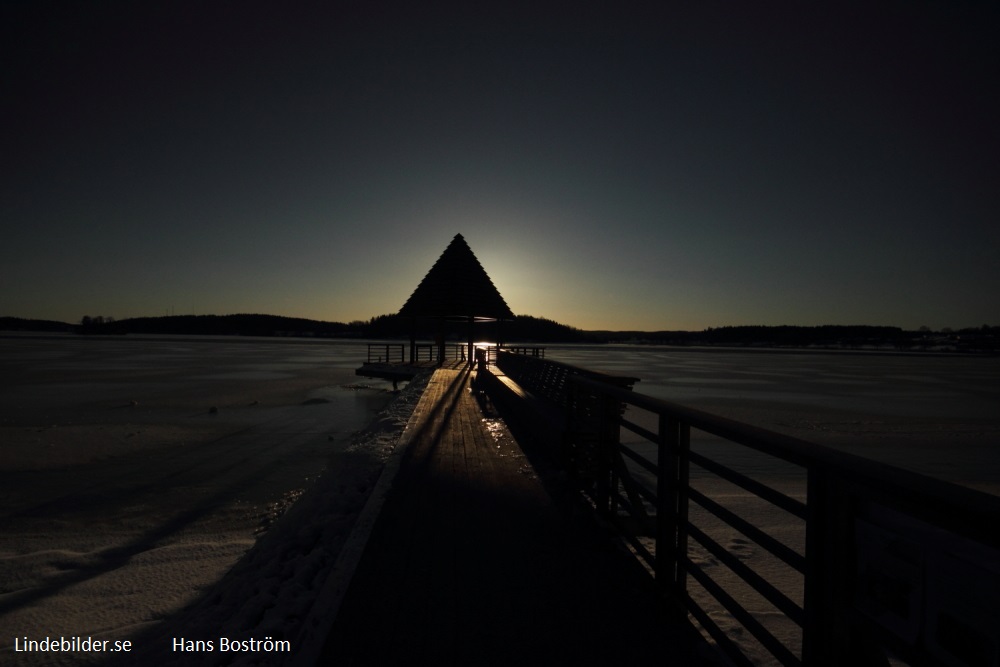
xmin=328 ymin=345 xmax=1000 ymax=667
xmin=356 ymin=342 xmax=472 ymax=385
xmin=320 ymin=366 xmax=713 ymax=665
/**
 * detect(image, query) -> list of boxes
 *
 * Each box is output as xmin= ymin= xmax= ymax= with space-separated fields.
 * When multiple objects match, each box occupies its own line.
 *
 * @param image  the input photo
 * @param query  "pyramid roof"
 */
xmin=398 ymin=234 xmax=514 ymax=320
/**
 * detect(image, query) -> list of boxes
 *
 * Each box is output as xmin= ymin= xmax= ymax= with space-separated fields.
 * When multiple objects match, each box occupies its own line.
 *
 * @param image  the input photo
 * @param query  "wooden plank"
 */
xmin=321 ymin=368 xmax=712 ymax=665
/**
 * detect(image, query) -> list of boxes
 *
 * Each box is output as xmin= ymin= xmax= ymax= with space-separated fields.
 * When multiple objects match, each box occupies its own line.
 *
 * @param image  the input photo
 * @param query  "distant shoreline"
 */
xmin=3 ymin=314 xmax=996 ymax=353
xmin=1 ymin=330 xmax=995 ymax=358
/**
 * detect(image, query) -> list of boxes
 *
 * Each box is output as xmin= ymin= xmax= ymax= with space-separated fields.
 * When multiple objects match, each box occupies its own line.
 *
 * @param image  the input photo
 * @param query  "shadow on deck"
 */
xmin=320 ymin=367 xmax=716 ymax=666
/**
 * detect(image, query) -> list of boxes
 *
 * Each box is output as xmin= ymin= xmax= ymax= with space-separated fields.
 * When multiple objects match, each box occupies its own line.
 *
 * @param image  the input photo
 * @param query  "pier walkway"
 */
xmin=320 ymin=366 xmax=713 ymax=666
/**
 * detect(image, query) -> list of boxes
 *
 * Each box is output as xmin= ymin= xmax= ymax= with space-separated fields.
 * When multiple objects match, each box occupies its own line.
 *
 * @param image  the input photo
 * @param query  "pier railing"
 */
xmin=505 ymin=345 xmax=546 ymax=358
xmin=566 ymin=375 xmax=1000 ymax=667
xmin=366 ymin=343 xmax=405 ymax=364
xmin=495 ymin=349 xmax=635 ymax=411
xmin=412 ymin=343 xmax=467 ymax=362
xmin=366 ymin=342 xmax=468 ymax=364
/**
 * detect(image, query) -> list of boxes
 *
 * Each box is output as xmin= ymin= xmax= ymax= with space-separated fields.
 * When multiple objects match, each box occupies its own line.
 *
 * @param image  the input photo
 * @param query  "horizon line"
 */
xmin=2 ymin=313 xmax=993 ymax=335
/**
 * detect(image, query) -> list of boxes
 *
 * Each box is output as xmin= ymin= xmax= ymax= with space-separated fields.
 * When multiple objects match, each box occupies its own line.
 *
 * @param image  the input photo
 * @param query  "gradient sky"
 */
xmin=3 ymin=2 xmax=998 ymax=331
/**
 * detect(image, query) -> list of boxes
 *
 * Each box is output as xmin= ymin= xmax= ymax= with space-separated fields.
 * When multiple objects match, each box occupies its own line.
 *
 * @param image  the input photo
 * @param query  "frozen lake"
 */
xmin=0 ymin=335 xmax=401 ymax=665
xmin=3 ymin=335 xmax=994 ymax=487
xmin=1 ymin=335 xmax=996 ymax=666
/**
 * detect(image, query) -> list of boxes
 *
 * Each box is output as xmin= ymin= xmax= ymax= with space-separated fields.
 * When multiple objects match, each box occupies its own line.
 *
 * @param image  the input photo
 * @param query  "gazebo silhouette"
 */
xmin=399 ymin=233 xmax=514 ymax=365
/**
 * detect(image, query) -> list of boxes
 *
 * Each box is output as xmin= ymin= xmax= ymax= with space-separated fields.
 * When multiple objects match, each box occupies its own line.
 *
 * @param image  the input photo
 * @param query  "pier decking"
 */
xmin=320 ymin=367 xmax=712 ymax=665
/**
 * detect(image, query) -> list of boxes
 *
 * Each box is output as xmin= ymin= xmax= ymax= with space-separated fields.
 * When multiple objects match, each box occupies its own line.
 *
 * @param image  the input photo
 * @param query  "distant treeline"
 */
xmin=598 ymin=324 xmax=999 ymax=351
xmin=2 ymin=315 xmax=995 ymax=351
xmin=0 ymin=316 xmax=75 ymax=333
xmin=4 ymin=313 xmax=587 ymax=342
xmin=79 ymin=314 xmax=356 ymax=337
xmin=107 ymin=313 xmax=584 ymax=342
xmin=610 ymin=325 xmax=907 ymax=346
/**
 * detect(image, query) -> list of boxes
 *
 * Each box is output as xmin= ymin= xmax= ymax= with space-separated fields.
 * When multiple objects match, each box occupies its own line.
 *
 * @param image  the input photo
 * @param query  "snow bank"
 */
xmin=104 ymin=371 xmax=431 ymax=666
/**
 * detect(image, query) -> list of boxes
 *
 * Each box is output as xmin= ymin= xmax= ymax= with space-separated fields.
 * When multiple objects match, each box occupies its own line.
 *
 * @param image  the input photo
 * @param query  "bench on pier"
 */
xmin=477 ymin=349 xmax=638 ymax=477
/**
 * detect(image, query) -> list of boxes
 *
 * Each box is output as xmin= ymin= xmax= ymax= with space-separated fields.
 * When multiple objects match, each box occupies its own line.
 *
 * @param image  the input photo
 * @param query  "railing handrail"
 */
xmin=503 ymin=345 xmax=546 ymax=357
xmin=365 ymin=341 xmax=470 ymax=363
xmin=563 ymin=372 xmax=1000 ymax=667
xmin=366 ymin=342 xmax=405 ymax=364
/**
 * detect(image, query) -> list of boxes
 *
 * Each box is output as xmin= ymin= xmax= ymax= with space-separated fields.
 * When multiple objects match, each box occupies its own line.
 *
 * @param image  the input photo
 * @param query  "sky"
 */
xmin=3 ymin=1 xmax=998 ymax=332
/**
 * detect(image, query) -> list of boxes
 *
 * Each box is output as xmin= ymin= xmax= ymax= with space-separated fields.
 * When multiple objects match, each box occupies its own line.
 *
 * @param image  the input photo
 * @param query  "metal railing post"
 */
xmin=677 ymin=421 xmax=691 ymax=595
xmin=803 ymin=468 xmax=883 ymax=666
xmin=594 ymin=385 xmax=613 ymax=516
xmin=657 ymin=416 xmax=690 ymax=614
xmin=657 ymin=415 xmax=679 ymax=595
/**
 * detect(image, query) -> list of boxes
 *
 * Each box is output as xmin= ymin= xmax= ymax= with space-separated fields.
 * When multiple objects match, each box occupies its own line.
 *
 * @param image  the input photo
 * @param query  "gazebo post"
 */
xmin=436 ymin=318 xmax=445 ymax=366
xmin=409 ymin=317 xmax=416 ymax=363
xmin=467 ymin=315 xmax=474 ymax=368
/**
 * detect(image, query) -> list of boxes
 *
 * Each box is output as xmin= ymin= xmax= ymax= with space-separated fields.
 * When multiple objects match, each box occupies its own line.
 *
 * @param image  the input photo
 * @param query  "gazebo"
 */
xmin=399 ymin=233 xmax=514 ymax=365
